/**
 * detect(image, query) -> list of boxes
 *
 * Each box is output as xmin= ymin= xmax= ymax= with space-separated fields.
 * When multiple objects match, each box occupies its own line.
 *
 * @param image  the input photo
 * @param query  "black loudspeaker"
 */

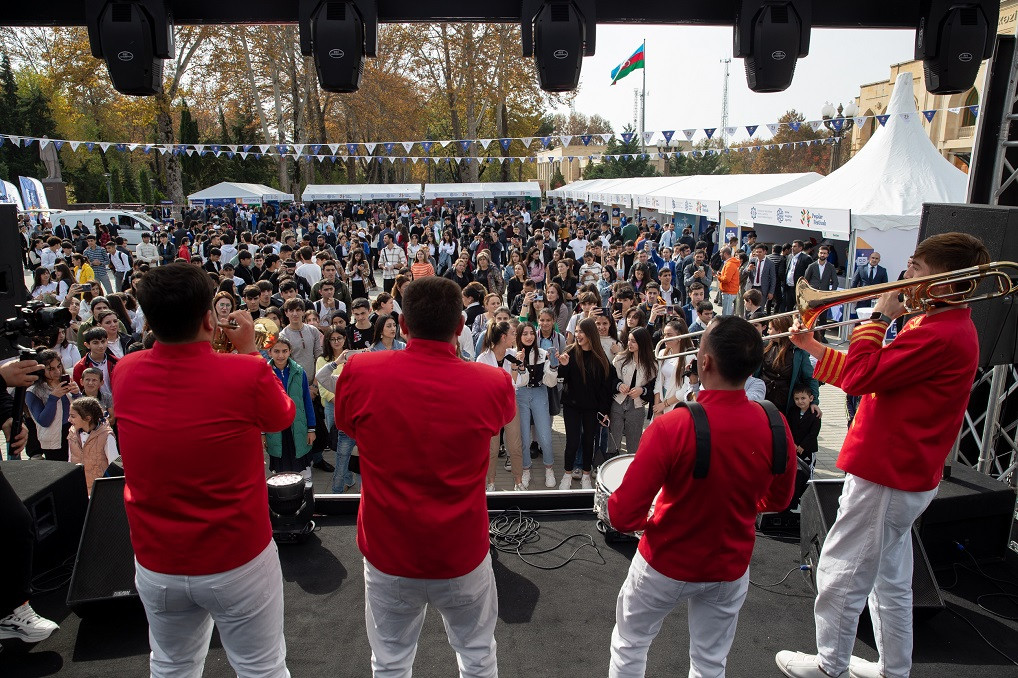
xmin=918 ymin=203 xmax=1018 ymax=368
xmin=85 ymin=0 xmax=175 ymax=96
xmin=309 ymin=1 xmax=366 ymax=93
xmin=734 ymin=0 xmax=811 ymax=93
xmin=531 ymin=1 xmax=587 ymax=93
xmin=0 ymin=204 xmax=27 ymax=360
xmin=915 ymin=0 xmax=996 ymax=94
xmin=800 ymin=480 xmax=945 ymax=619
xmin=66 ymin=476 xmax=139 ymax=613
xmin=1 ymin=460 xmax=88 ymax=576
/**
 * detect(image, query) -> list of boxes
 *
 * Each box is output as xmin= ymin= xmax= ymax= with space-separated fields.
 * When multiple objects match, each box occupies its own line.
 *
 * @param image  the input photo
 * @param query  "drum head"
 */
xmin=267 ymin=473 xmax=304 ymax=488
xmin=597 ymin=454 xmax=635 ymax=493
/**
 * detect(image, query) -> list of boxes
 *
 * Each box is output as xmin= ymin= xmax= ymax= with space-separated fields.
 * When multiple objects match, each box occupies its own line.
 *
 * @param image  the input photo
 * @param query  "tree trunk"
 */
xmin=155 ymin=91 xmax=184 ymax=205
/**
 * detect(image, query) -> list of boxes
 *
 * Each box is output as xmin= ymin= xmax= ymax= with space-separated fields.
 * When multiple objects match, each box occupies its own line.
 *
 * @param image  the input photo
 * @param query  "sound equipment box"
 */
xmin=0 ymin=203 xmax=27 ymax=360
xmin=66 ymin=476 xmax=139 ymax=614
xmin=918 ymin=203 xmax=1018 ymax=368
xmin=799 ymin=480 xmax=945 ymax=619
xmin=1 ymin=460 xmax=88 ymax=577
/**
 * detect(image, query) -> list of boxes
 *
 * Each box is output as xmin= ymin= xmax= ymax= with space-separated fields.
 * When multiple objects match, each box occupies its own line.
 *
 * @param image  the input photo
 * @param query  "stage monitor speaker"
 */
xmin=918 ymin=203 xmax=1018 ymax=368
xmin=800 ymin=480 xmax=945 ymax=619
xmin=0 ymin=204 xmax=27 ymax=360
xmin=66 ymin=476 xmax=139 ymax=613
xmin=1 ymin=460 xmax=88 ymax=577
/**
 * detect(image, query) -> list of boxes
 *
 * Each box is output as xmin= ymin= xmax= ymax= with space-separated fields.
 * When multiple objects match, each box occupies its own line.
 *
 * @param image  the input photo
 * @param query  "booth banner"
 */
xmin=666 ymin=197 xmax=721 ymax=221
xmin=18 ymin=176 xmax=47 ymax=211
xmin=738 ymin=203 xmax=851 ymax=239
xmin=0 ymin=179 xmax=24 ymax=211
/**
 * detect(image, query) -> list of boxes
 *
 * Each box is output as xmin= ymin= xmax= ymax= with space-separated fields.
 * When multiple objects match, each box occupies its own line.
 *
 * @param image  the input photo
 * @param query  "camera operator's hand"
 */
xmin=1 ymin=418 xmax=28 ymax=456
xmin=222 ymin=310 xmax=257 ymax=355
xmin=0 ymin=359 xmax=41 ymax=388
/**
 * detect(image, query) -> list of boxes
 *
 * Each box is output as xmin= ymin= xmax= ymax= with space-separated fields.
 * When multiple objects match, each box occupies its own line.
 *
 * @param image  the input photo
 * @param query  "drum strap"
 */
xmin=676 ymin=400 xmax=787 ymax=479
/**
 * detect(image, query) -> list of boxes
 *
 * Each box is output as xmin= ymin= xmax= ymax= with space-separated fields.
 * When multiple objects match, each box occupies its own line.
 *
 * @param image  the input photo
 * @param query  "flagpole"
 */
xmin=640 ymin=39 xmax=647 ymax=155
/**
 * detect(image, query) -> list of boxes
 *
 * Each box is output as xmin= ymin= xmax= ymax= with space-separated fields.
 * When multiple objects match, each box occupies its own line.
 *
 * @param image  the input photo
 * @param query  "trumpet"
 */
xmin=655 ymin=260 xmax=1018 ymax=362
xmin=212 ymin=317 xmax=280 ymax=353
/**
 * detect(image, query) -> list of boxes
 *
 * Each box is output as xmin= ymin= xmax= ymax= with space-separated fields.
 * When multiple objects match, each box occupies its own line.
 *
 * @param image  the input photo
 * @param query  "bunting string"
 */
xmin=0 ymin=105 xmax=977 ymax=161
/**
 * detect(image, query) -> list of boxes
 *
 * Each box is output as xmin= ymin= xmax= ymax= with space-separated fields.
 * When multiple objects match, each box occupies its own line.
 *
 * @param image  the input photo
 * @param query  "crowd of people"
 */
xmin=13 ymin=198 xmax=854 ymax=494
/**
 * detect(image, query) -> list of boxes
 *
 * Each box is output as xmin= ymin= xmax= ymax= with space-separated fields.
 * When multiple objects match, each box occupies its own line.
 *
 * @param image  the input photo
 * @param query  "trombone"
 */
xmin=655 ymin=260 xmax=1018 ymax=362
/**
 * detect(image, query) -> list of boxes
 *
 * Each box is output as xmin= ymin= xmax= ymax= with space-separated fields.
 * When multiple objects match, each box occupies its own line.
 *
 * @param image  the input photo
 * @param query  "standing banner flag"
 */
xmin=610 ymin=44 xmax=645 ymax=85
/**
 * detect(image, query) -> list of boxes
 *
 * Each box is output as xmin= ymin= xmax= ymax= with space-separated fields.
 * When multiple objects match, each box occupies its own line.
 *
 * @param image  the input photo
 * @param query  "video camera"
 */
xmin=1 ymin=300 xmax=72 ymax=361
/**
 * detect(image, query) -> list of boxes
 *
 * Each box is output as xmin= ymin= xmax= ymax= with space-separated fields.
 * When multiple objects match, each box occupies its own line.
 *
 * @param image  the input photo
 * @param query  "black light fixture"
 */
xmin=299 ymin=0 xmax=377 ymax=93
xmin=267 ymin=473 xmax=315 ymax=544
xmin=916 ymin=0 xmax=996 ymax=95
xmin=522 ymin=0 xmax=596 ymax=93
xmin=85 ymin=0 xmax=174 ymax=96
xmin=734 ymin=0 xmax=811 ymax=93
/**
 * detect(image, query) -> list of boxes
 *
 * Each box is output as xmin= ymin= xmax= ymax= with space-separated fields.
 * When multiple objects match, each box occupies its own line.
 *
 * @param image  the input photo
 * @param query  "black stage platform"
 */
xmin=3 ymin=514 xmax=1018 ymax=677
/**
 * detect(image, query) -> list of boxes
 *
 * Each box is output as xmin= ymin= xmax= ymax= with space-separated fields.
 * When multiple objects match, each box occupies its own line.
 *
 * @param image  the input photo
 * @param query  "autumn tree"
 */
xmin=728 ymin=110 xmax=832 ymax=175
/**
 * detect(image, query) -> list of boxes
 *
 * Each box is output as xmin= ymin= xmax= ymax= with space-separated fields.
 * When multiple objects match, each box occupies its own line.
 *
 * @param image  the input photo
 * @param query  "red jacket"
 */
xmin=813 ymin=308 xmax=978 ymax=492
xmin=72 ymin=350 xmax=119 ymax=389
xmin=112 ymin=341 xmax=295 ymax=574
xmin=336 ymin=338 xmax=515 ymax=578
xmin=608 ymin=389 xmax=796 ymax=582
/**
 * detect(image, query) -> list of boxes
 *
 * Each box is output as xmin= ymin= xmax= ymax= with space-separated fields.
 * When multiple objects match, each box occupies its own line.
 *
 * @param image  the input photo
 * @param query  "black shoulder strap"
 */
xmin=675 ymin=401 xmax=711 ymax=479
xmin=756 ymin=400 xmax=788 ymax=475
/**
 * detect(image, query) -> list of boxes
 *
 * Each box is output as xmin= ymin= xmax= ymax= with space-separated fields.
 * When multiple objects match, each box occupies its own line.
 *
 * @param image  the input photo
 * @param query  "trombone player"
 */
xmin=776 ymin=232 xmax=990 ymax=678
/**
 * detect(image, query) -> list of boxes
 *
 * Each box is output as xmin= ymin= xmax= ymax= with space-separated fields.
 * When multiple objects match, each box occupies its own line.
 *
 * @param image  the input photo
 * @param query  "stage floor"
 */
xmin=3 ymin=514 xmax=1017 ymax=677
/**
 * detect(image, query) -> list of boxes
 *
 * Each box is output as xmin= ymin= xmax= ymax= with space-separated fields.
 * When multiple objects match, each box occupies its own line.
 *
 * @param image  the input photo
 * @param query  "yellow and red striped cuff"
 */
xmin=850 ymin=321 xmax=887 ymax=347
xmin=813 ymin=347 xmax=847 ymax=385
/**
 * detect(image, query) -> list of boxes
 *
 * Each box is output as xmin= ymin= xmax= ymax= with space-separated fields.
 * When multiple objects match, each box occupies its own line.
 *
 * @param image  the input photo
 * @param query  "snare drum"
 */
xmin=594 ymin=454 xmax=639 ymax=537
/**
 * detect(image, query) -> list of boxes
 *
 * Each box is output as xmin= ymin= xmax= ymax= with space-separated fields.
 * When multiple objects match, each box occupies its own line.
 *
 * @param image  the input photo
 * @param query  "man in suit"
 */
xmin=783 ymin=240 xmax=813 ymax=313
xmin=53 ymin=218 xmax=73 ymax=241
xmin=804 ymin=245 xmax=839 ymax=343
xmin=850 ymin=251 xmax=888 ymax=308
xmin=743 ymin=244 xmax=776 ymax=308
xmin=768 ymin=244 xmax=788 ymax=314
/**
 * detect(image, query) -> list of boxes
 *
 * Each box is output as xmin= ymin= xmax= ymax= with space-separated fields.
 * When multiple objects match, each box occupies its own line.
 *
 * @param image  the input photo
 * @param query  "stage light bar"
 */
xmin=84 ymin=0 xmax=175 ymax=96
xmin=734 ymin=0 xmax=811 ymax=93
xmin=299 ymin=0 xmax=378 ymax=93
xmin=522 ymin=0 xmax=596 ymax=93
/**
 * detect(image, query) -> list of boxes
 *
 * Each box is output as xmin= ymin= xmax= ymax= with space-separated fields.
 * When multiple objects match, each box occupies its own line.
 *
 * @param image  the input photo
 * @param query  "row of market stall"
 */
xmin=549 ymin=73 xmax=969 ymax=290
xmin=186 ymin=181 xmax=543 ymax=207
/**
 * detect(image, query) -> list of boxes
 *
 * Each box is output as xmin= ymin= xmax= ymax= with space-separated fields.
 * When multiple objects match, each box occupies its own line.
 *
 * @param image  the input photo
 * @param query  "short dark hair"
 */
xmin=700 ymin=315 xmax=763 ymax=384
xmin=82 ymin=327 xmax=108 ymax=344
xmin=135 ymin=263 xmax=216 ymax=343
xmin=279 ymin=280 xmax=298 ymax=293
xmin=792 ymin=383 xmax=813 ymax=398
xmin=913 ymin=232 xmax=990 ymax=275
xmin=351 ymin=298 xmax=370 ymax=311
xmin=401 ymin=276 xmax=464 ymax=341
xmin=282 ymin=298 xmax=305 ymax=312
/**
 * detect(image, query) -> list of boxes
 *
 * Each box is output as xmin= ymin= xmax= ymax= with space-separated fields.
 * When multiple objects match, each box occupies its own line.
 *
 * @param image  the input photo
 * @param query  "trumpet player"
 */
xmin=776 ymin=232 xmax=990 ymax=678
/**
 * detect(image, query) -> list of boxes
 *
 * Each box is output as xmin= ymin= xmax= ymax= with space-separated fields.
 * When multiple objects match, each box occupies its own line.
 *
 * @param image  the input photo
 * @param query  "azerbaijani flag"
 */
xmin=610 ymin=44 xmax=645 ymax=85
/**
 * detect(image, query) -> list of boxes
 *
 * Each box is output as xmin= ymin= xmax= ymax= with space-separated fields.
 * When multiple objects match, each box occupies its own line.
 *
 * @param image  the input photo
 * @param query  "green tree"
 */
xmin=550 ymin=168 xmax=566 ymax=189
xmin=669 ymin=139 xmax=731 ymax=176
xmin=728 ymin=110 xmax=831 ymax=175
xmin=582 ymin=125 xmax=659 ymax=180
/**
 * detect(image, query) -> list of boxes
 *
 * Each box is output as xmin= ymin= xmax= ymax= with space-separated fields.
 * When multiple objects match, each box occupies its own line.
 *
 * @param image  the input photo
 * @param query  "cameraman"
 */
xmin=0 ymin=358 xmax=61 ymax=643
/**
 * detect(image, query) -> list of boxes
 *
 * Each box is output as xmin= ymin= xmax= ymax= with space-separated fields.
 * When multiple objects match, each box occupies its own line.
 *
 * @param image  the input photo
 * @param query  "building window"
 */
xmin=961 ymin=89 xmax=979 ymax=128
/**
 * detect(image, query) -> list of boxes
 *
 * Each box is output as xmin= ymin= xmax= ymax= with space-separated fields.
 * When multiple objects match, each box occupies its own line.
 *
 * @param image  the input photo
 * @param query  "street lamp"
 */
xmin=103 ymin=172 xmax=113 ymax=207
xmin=821 ymin=100 xmax=859 ymax=173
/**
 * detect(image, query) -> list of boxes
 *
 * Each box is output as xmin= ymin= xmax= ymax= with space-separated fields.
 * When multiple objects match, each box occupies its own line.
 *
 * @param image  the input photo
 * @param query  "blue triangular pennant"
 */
xmin=85 ymin=142 xmax=96 ymax=152
xmin=580 ymin=134 xmax=592 ymax=146
xmin=876 ymin=115 xmax=890 ymax=126
xmin=968 ymin=105 xmax=979 ymax=117
xmin=704 ymin=128 xmax=716 ymax=139
xmin=621 ymin=132 xmax=634 ymax=144
xmin=53 ymin=141 xmax=64 ymax=151
xmin=210 ymin=144 xmax=221 ymax=153
xmin=540 ymin=136 xmax=552 ymax=148
xmin=745 ymin=125 xmax=758 ymax=136
xmin=459 ymin=140 xmax=472 ymax=152
xmin=384 ymin=142 xmax=396 ymax=154
xmin=499 ymin=138 xmax=512 ymax=151
xmin=788 ymin=121 xmax=801 ymax=132
xmin=421 ymin=141 xmax=434 ymax=153
xmin=830 ymin=118 xmax=844 ymax=132
xmin=310 ymin=144 xmax=322 ymax=154
xmin=922 ymin=110 xmax=936 ymax=123
xmin=661 ymin=130 xmax=675 ymax=143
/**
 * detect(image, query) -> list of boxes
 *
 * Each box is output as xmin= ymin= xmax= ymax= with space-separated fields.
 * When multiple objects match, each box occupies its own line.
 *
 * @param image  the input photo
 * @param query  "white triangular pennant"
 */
xmin=725 ymin=127 xmax=737 ymax=138
xmin=809 ymin=120 xmax=823 ymax=131
xmin=292 ymin=144 xmax=305 ymax=156
xmin=683 ymin=129 xmax=696 ymax=141
xmin=642 ymin=131 xmax=655 ymax=145
xmin=479 ymin=139 xmax=493 ymax=149
xmin=521 ymin=137 xmax=533 ymax=148
xmin=128 ymin=143 xmax=139 ymax=151
xmin=329 ymin=144 xmax=340 ymax=153
xmin=239 ymin=152 xmax=248 ymax=159
xmin=853 ymin=116 xmax=866 ymax=128
xmin=401 ymin=141 xmax=414 ymax=153
xmin=364 ymin=143 xmax=377 ymax=154
xmin=186 ymin=148 xmax=195 ymax=156
xmin=99 ymin=142 xmax=113 ymax=152
xmin=559 ymin=135 xmax=572 ymax=147
xmin=69 ymin=141 xmax=82 ymax=152
xmin=766 ymin=123 xmax=780 ymax=135
xmin=438 ymin=140 xmax=451 ymax=148
xmin=598 ymin=134 xmax=612 ymax=144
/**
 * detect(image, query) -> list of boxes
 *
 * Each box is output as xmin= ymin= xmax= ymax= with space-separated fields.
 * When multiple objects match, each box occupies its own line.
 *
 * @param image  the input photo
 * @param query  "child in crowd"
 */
xmin=346 ymin=298 xmax=375 ymax=349
xmin=786 ymin=384 xmax=821 ymax=512
xmin=72 ymin=327 xmax=118 ymax=397
xmin=264 ymin=337 xmax=317 ymax=484
xmin=78 ymin=367 xmax=114 ymax=424
xmin=67 ymin=396 xmax=119 ymax=496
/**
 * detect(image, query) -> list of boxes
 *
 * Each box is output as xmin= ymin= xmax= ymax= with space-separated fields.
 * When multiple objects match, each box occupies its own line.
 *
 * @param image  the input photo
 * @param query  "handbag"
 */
xmin=547 ymin=384 xmax=562 ymax=416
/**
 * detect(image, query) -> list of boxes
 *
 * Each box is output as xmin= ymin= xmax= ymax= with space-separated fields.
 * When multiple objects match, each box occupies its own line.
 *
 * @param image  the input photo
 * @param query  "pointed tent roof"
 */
xmin=754 ymin=72 xmax=968 ymax=233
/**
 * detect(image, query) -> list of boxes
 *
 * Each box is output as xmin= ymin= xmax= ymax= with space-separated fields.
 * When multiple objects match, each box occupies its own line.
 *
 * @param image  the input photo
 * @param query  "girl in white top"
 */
xmin=513 ymin=323 xmax=560 ymax=489
xmin=653 ymin=319 xmax=698 ymax=416
xmin=475 ymin=321 xmax=524 ymax=492
xmin=607 ymin=326 xmax=658 ymax=458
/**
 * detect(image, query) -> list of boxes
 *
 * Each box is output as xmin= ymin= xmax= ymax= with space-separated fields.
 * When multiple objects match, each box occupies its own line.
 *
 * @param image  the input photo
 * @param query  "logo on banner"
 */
xmin=750 ymin=207 xmax=757 ymax=219
xmin=776 ymin=208 xmax=785 ymax=224
xmin=800 ymin=209 xmax=813 ymax=227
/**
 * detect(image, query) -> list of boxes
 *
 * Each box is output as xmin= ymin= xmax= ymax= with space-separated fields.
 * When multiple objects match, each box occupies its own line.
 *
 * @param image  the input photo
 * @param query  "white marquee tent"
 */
xmin=301 ymin=183 xmax=422 ymax=201
xmin=739 ymin=72 xmax=969 ymax=282
xmin=188 ymin=182 xmax=294 ymax=206
xmin=422 ymin=182 xmax=542 ymax=200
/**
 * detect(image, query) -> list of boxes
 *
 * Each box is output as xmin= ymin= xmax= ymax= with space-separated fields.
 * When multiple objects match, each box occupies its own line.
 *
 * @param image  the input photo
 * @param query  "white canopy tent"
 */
xmin=422 ymin=181 xmax=542 ymax=199
xmin=188 ymin=182 xmax=294 ymax=206
xmin=739 ymin=72 xmax=969 ymax=282
xmin=301 ymin=183 xmax=422 ymax=201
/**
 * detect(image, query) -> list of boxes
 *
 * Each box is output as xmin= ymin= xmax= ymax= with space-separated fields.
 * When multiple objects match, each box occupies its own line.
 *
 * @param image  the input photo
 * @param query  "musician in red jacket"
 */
xmin=334 ymin=275 xmax=515 ymax=676
xmin=607 ymin=315 xmax=796 ymax=677
xmin=776 ymin=232 xmax=989 ymax=678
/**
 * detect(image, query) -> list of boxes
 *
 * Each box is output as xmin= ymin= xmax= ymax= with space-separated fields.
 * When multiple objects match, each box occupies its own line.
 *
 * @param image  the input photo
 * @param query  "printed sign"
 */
xmin=738 ymin=202 xmax=851 ymax=238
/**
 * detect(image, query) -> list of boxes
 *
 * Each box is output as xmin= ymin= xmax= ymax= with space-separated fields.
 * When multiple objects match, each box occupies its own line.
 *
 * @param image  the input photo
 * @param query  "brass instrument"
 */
xmin=655 ymin=261 xmax=1018 ymax=362
xmin=212 ymin=317 xmax=280 ymax=353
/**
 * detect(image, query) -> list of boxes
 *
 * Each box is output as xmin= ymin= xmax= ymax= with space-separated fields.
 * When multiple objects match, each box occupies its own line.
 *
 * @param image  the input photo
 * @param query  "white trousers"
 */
xmin=364 ymin=552 xmax=498 ymax=678
xmin=134 ymin=541 xmax=290 ymax=678
xmin=814 ymin=474 xmax=937 ymax=678
xmin=609 ymin=551 xmax=750 ymax=678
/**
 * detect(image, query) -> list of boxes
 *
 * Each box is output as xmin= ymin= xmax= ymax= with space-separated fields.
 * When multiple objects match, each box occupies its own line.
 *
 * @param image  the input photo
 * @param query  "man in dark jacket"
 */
xmin=783 ymin=241 xmax=813 ymax=313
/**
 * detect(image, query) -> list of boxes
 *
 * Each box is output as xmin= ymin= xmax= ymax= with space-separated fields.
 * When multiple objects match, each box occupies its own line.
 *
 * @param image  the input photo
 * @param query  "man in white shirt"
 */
xmin=106 ymin=241 xmax=133 ymax=291
xmin=578 ymin=252 xmax=603 ymax=285
xmin=295 ymin=246 xmax=322 ymax=287
xmin=135 ymin=232 xmax=160 ymax=266
xmin=659 ymin=224 xmax=676 ymax=250
xmin=568 ymin=228 xmax=590 ymax=261
xmin=40 ymin=237 xmax=61 ymax=270
xmin=379 ymin=234 xmax=407 ymax=286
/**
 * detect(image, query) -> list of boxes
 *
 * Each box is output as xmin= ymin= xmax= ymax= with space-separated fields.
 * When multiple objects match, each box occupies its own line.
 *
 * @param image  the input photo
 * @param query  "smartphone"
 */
xmin=612 ymin=302 xmax=623 ymax=313
xmin=60 ymin=374 xmax=70 ymax=385
xmin=666 ymin=304 xmax=674 ymax=313
xmin=534 ymin=293 xmax=543 ymax=301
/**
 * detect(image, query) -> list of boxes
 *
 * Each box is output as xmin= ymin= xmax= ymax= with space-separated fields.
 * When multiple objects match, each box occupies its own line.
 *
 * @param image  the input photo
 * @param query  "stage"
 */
xmin=3 ymin=513 xmax=1017 ymax=677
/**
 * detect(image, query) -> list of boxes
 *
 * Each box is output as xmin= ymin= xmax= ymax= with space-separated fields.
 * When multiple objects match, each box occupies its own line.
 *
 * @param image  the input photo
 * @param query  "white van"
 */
xmin=51 ymin=209 xmax=161 ymax=247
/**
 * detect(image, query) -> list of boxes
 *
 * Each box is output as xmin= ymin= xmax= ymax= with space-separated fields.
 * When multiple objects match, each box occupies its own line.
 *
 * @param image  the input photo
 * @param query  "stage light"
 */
xmin=522 ymin=0 xmax=596 ymax=93
xmin=85 ymin=0 xmax=174 ymax=96
xmin=299 ymin=0 xmax=378 ymax=93
xmin=734 ymin=0 xmax=811 ymax=93
xmin=916 ymin=0 xmax=996 ymax=95
xmin=267 ymin=473 xmax=315 ymax=544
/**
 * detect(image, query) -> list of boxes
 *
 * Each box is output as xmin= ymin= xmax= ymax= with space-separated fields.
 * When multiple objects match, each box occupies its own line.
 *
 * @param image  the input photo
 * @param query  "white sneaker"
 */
xmin=580 ymin=474 xmax=592 ymax=490
xmin=0 ymin=603 xmax=59 ymax=643
xmin=485 ymin=482 xmax=495 ymax=492
xmin=559 ymin=474 xmax=572 ymax=490
xmin=521 ymin=469 xmax=531 ymax=490
xmin=513 ymin=483 xmax=525 ymax=491
xmin=571 ymin=467 xmax=582 ymax=479
xmin=545 ymin=468 xmax=556 ymax=488
xmin=848 ymin=657 xmax=882 ymax=678
xmin=775 ymin=651 xmax=845 ymax=678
